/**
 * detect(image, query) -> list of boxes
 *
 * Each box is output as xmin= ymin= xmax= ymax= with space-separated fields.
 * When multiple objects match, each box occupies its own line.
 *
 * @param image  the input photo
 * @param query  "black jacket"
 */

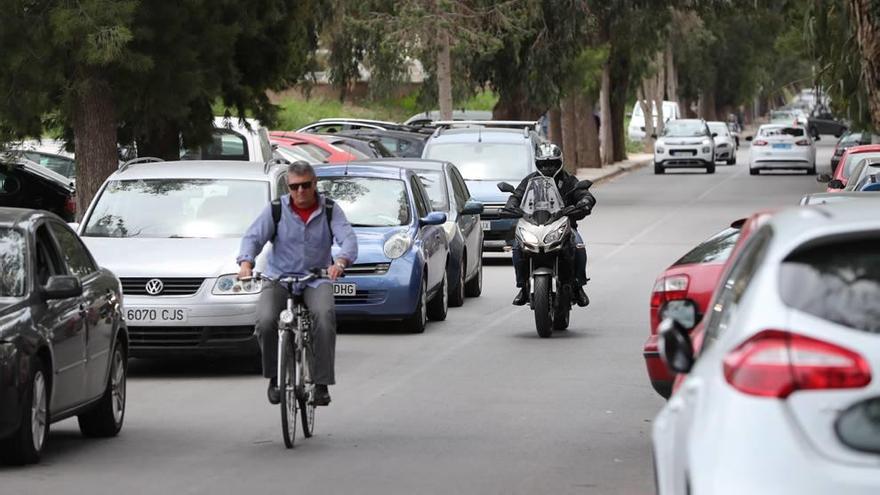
xmin=505 ymin=171 xmax=596 ymax=228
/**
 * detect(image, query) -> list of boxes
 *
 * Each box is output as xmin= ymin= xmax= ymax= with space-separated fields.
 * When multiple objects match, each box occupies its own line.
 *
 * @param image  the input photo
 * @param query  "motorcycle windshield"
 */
xmin=520 ymin=176 xmax=564 ymax=221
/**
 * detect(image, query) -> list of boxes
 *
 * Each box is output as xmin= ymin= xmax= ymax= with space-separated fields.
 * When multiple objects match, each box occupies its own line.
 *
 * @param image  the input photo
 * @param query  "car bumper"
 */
xmin=714 ymin=148 xmax=733 ymax=160
xmin=750 ymin=159 xmax=812 ymax=170
xmin=643 ymin=335 xmax=673 ymax=398
xmin=333 ymin=257 xmax=422 ymax=320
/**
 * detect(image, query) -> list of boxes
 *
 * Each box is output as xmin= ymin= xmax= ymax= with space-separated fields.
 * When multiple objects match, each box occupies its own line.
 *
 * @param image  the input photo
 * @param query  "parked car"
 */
xmin=313 ymin=134 xmax=395 ymax=159
xmin=644 ymin=224 xmax=742 ymax=398
xmin=707 ymin=121 xmax=737 ymax=164
xmin=830 ymin=131 xmax=876 ymax=172
xmin=818 ymin=144 xmax=880 ymax=191
xmin=0 ymin=159 xmax=76 ymax=221
xmin=628 ymin=100 xmax=681 ymax=141
xmin=336 ymin=129 xmax=428 ymax=158
xmin=180 ymin=117 xmax=274 ymax=163
xmin=404 ymin=110 xmax=493 ymax=128
xmin=799 ymin=191 xmax=880 ymax=205
xmin=297 ymin=118 xmax=416 ymax=134
xmin=315 ymin=164 xmax=449 ymax=333
xmin=653 ymin=119 xmax=716 ymax=174
xmin=807 ymin=108 xmax=848 ymax=138
xmin=382 ymin=158 xmax=484 ymax=306
xmin=653 ymin=202 xmax=880 ymax=495
xmin=77 ymin=159 xmax=290 ymax=359
xmin=421 ymin=123 xmax=540 ymax=251
xmin=0 ymin=208 xmax=128 ymax=465
xmin=6 ymin=140 xmax=76 ymax=180
xmin=747 ymin=124 xmax=816 ymax=175
xmin=841 ymin=158 xmax=880 ymax=192
xmin=269 ymin=132 xmax=358 ymax=164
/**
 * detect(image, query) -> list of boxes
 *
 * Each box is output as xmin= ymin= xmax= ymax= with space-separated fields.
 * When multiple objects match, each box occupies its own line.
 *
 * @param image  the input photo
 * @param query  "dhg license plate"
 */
xmin=334 ymin=283 xmax=357 ymax=296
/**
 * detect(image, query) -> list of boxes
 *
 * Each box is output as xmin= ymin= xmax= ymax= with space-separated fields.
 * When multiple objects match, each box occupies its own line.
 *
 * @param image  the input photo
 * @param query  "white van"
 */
xmin=628 ymin=101 xmax=681 ymax=141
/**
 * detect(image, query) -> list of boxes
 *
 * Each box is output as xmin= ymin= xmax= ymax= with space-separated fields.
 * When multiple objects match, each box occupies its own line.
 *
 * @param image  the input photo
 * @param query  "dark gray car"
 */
xmin=0 ymin=208 xmax=127 ymax=465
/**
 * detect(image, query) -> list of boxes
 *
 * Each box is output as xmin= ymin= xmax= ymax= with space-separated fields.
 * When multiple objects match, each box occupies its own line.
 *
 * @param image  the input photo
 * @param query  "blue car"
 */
xmin=315 ymin=165 xmax=450 ymax=333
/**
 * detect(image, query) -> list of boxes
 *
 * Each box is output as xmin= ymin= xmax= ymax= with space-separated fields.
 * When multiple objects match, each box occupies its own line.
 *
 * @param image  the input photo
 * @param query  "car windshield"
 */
xmin=318 ymin=177 xmax=410 ymax=227
xmin=673 ymin=227 xmax=741 ymax=266
xmin=0 ymin=228 xmax=26 ymax=297
xmin=759 ymin=126 xmax=805 ymax=138
xmin=424 ymin=142 xmax=531 ymax=181
xmin=843 ymin=152 xmax=880 ymax=178
xmin=520 ymin=176 xmax=563 ymax=216
xmin=82 ymin=179 xmax=269 ymax=238
xmin=21 ymin=152 xmax=76 ymax=179
xmin=661 ymin=121 xmax=707 ymax=138
xmin=415 ymin=170 xmax=449 ymax=211
xmin=770 ymin=110 xmax=797 ymax=122
xmin=707 ymin=123 xmax=729 ymax=136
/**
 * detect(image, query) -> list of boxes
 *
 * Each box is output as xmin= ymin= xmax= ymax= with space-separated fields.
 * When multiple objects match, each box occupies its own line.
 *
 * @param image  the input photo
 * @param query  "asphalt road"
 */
xmin=1 ymin=139 xmax=835 ymax=494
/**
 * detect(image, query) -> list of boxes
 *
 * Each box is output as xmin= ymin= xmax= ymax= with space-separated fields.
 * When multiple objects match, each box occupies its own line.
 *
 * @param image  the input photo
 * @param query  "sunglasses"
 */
xmin=288 ymin=181 xmax=314 ymax=191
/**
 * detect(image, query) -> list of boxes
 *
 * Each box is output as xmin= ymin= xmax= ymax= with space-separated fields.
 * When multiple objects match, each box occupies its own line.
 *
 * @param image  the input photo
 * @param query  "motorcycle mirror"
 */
xmin=497 ymin=182 xmax=516 ymax=193
xmin=574 ymin=180 xmax=593 ymax=191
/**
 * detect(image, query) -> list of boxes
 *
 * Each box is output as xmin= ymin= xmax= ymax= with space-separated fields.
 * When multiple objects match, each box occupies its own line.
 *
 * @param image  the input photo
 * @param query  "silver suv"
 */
xmin=76 ymin=159 xmax=289 ymax=359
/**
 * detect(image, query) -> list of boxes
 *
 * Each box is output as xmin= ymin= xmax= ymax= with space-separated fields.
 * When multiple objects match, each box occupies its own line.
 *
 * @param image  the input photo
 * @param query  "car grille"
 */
xmin=334 ymin=290 xmax=388 ymax=305
xmin=121 ymin=277 xmax=205 ymax=296
xmin=663 ymin=159 xmax=707 ymax=166
xmin=345 ymin=263 xmax=391 ymax=276
xmin=480 ymin=202 xmax=507 ymax=220
xmin=128 ymin=326 xmax=254 ymax=347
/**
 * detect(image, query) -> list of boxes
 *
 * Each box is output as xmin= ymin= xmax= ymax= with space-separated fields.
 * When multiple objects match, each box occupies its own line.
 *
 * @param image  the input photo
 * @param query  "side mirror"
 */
xmin=574 ymin=179 xmax=593 ymax=191
xmin=42 ymin=275 xmax=82 ymax=300
xmin=828 ymin=179 xmax=845 ymax=190
xmin=711 ymin=132 xmax=718 ymax=138
xmin=461 ymin=200 xmax=483 ymax=215
xmin=660 ymin=300 xmax=699 ymax=331
xmin=745 ymin=136 xmax=754 ymax=142
xmin=658 ymin=317 xmax=695 ymax=374
xmin=817 ymin=173 xmax=832 ymax=183
xmin=497 ymin=182 xmax=515 ymax=194
xmin=420 ymin=211 xmax=447 ymax=226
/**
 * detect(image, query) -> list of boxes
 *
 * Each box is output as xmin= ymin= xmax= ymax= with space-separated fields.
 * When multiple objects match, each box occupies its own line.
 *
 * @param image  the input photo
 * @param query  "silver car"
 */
xmin=653 ymin=202 xmax=880 ymax=494
xmin=76 ymin=159 xmax=289 ymax=358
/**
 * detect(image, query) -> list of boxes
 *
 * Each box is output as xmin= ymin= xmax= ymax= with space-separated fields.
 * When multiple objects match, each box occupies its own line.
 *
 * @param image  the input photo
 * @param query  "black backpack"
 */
xmin=270 ymin=198 xmax=335 ymax=244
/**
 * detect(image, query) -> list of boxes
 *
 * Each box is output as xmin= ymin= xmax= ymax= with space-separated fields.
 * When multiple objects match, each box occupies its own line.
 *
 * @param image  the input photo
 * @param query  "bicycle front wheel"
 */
xmin=299 ymin=341 xmax=316 ymax=438
xmin=279 ymin=331 xmax=297 ymax=449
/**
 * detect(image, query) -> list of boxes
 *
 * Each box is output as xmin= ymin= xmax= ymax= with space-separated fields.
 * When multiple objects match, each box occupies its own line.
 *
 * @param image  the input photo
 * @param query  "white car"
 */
xmin=653 ymin=119 xmax=715 ymax=174
xmin=628 ymin=100 xmax=681 ymax=141
xmin=769 ymin=108 xmax=808 ymax=127
xmin=707 ymin=121 xmax=737 ymax=165
xmin=748 ymin=124 xmax=816 ymax=175
xmin=180 ymin=116 xmax=274 ymax=163
xmin=653 ymin=202 xmax=880 ymax=495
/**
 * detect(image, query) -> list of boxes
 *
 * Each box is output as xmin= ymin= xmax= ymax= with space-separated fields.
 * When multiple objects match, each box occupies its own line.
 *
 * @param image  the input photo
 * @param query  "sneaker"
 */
xmin=575 ymin=287 xmax=590 ymax=307
xmin=314 ymin=384 xmax=331 ymax=406
xmin=267 ymin=378 xmax=280 ymax=405
xmin=512 ymin=288 xmax=527 ymax=306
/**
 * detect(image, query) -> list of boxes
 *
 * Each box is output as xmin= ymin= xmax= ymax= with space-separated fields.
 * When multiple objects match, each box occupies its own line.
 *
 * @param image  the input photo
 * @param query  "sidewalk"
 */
xmin=574 ymin=152 xmax=653 ymax=184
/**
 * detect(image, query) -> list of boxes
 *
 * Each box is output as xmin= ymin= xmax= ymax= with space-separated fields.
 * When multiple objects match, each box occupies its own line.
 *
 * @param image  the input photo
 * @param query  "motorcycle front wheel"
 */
xmin=533 ymin=275 xmax=553 ymax=338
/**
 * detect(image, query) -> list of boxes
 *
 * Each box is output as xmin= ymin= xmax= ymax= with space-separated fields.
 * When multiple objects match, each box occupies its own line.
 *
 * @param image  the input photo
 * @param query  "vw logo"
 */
xmin=145 ymin=279 xmax=164 ymax=296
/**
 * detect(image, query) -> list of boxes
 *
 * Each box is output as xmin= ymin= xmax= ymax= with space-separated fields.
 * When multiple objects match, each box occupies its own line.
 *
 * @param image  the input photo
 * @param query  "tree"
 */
xmin=845 ymin=0 xmax=880 ymax=128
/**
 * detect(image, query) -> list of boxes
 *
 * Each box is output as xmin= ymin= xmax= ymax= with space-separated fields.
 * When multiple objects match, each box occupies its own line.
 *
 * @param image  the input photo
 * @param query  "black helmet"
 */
xmin=535 ymin=142 xmax=563 ymax=178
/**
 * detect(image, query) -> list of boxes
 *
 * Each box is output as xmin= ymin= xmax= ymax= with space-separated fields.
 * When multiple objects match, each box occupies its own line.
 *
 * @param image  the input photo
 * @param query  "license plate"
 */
xmin=334 ymin=283 xmax=357 ymax=297
xmin=772 ymin=143 xmax=791 ymax=149
xmin=481 ymin=220 xmax=491 ymax=231
xmin=124 ymin=307 xmax=188 ymax=323
xmin=671 ymin=150 xmax=695 ymax=156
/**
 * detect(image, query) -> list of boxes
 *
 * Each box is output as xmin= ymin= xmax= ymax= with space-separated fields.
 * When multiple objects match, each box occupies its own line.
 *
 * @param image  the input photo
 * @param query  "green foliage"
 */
xmin=273 ymin=96 xmax=413 ymax=131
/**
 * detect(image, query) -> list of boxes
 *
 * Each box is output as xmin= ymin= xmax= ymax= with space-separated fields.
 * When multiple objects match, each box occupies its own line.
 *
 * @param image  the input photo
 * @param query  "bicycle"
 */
xmin=248 ymin=270 xmax=327 ymax=448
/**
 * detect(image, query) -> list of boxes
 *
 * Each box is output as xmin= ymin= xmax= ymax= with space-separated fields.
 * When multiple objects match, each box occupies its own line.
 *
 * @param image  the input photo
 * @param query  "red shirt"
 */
xmin=290 ymin=200 xmax=319 ymax=223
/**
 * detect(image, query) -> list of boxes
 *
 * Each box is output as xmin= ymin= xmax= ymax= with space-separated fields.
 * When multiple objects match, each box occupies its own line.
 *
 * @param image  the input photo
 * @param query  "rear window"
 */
xmin=760 ymin=126 xmax=805 ymax=137
xmin=780 ymin=236 xmax=880 ymax=334
xmin=673 ymin=227 xmax=741 ymax=266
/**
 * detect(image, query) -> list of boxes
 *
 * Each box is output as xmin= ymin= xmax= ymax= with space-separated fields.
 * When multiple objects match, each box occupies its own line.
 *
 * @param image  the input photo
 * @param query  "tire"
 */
xmin=448 ymin=257 xmax=465 ymax=308
xmin=654 ymin=163 xmax=665 ymax=175
xmin=78 ymin=341 xmax=127 ymax=438
xmin=279 ymin=332 xmax=297 ymax=449
xmin=749 ymin=168 xmax=759 ymax=176
xmin=464 ymin=254 xmax=482 ymax=298
xmin=533 ymin=275 xmax=553 ymax=338
xmin=706 ymin=163 xmax=715 ymax=174
xmin=726 ymin=156 xmax=736 ymax=165
xmin=426 ymin=271 xmax=448 ymax=321
xmin=807 ymin=166 xmax=817 ymax=176
xmin=299 ymin=339 xmax=315 ymax=438
xmin=0 ymin=359 xmax=49 ymax=465
xmin=402 ymin=276 xmax=428 ymax=333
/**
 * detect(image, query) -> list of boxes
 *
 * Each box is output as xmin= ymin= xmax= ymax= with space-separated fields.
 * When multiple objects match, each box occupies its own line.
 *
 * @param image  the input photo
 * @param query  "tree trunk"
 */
xmin=72 ymin=77 xmax=119 ymax=220
xmin=600 ymin=63 xmax=613 ymax=165
xmin=436 ymin=27 xmax=454 ymax=121
xmin=639 ymin=86 xmax=655 ymax=153
xmin=576 ymin=92 xmax=601 ymax=169
xmin=560 ymin=95 xmax=579 ymax=171
xmin=138 ymin=123 xmax=181 ymax=161
xmin=848 ymin=0 xmax=880 ymax=129
xmin=548 ymin=106 xmax=562 ymax=145
xmin=610 ymin=66 xmax=629 ymax=162
xmin=665 ymin=43 xmax=677 ymax=102
xmin=493 ymin=83 xmax=543 ymax=121
xmin=699 ymin=89 xmax=717 ymax=121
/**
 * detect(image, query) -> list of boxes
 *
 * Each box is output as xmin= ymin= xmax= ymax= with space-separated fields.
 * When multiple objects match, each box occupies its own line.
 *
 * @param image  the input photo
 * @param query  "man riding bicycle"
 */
xmin=237 ymin=161 xmax=357 ymax=406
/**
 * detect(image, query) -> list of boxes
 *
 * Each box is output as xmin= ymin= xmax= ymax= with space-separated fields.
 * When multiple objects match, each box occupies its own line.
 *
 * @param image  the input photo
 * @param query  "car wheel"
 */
xmin=448 ymin=256 xmax=465 ymax=308
xmin=464 ymin=255 xmax=482 ymax=298
xmin=654 ymin=163 xmax=665 ymax=175
xmin=427 ymin=270 xmax=448 ymax=321
xmin=402 ymin=276 xmax=428 ymax=333
xmin=749 ymin=168 xmax=759 ymax=176
xmin=726 ymin=156 xmax=736 ymax=165
xmin=807 ymin=166 xmax=817 ymax=176
xmin=0 ymin=359 xmax=49 ymax=465
xmin=78 ymin=341 xmax=127 ymax=437
xmin=706 ymin=163 xmax=715 ymax=174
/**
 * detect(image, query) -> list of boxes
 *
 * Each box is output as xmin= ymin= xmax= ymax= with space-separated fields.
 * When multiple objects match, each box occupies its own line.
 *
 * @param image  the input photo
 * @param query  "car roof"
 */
xmin=110 ymin=160 xmax=279 ymax=181
xmin=314 ymin=164 xmax=408 ymax=180
xmin=801 ymin=192 xmax=880 ymax=205
xmin=355 ymin=158 xmax=448 ymax=171
xmin=426 ymin=127 xmax=531 ymax=144
xmin=768 ymin=203 xmax=880 ymax=249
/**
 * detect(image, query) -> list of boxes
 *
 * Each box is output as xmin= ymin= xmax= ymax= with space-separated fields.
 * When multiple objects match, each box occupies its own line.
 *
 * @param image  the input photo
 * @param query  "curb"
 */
xmin=576 ymin=158 xmax=652 ymax=185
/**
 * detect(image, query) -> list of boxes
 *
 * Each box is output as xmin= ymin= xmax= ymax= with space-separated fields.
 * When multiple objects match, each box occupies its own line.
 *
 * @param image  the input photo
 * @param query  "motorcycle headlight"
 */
xmin=212 ymin=274 xmax=262 ymax=295
xmin=543 ymin=221 xmax=569 ymax=244
xmin=442 ymin=221 xmax=457 ymax=241
xmin=384 ymin=231 xmax=412 ymax=259
xmin=517 ymin=226 xmax=539 ymax=245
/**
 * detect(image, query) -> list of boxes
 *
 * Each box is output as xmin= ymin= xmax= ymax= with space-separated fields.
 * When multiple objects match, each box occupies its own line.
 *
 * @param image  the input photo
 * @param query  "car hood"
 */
xmin=464 ymin=179 xmax=514 ymax=204
xmin=82 ymin=237 xmax=267 ymax=278
xmin=332 ymin=226 xmax=411 ymax=265
xmin=657 ymin=137 xmax=708 ymax=146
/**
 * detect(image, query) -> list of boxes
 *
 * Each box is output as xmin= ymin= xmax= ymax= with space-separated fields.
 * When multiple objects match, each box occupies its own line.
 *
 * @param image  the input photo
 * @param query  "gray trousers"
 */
xmin=256 ymin=282 xmax=336 ymax=385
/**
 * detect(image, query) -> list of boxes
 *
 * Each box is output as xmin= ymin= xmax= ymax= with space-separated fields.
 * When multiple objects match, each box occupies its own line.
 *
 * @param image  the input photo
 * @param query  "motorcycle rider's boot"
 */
xmin=314 ymin=384 xmax=331 ymax=406
xmin=267 ymin=378 xmax=280 ymax=405
xmin=575 ymin=286 xmax=590 ymax=307
xmin=512 ymin=287 xmax=528 ymax=306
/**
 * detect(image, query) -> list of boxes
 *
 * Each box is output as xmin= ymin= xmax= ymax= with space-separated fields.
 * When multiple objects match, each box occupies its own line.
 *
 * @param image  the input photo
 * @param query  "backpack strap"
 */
xmin=324 ymin=197 xmax=335 ymax=241
xmin=270 ymin=199 xmax=282 ymax=244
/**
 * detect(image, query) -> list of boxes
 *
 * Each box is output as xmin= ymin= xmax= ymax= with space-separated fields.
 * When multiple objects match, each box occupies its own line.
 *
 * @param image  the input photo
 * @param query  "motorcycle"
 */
xmin=498 ymin=176 xmax=583 ymax=338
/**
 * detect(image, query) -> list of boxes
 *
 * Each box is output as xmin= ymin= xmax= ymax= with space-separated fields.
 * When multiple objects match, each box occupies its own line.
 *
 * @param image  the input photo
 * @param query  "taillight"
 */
xmin=723 ymin=330 xmax=872 ymax=398
xmin=795 ymin=139 xmax=811 ymax=146
xmin=650 ymin=275 xmax=690 ymax=307
xmin=753 ymin=140 xmax=768 ymax=146
xmin=65 ymin=195 xmax=77 ymax=215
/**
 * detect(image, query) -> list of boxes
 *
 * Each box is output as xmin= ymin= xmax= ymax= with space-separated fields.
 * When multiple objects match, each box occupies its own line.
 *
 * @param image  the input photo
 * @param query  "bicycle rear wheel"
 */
xmin=279 ymin=331 xmax=297 ymax=449
xmin=299 ymin=340 xmax=316 ymax=438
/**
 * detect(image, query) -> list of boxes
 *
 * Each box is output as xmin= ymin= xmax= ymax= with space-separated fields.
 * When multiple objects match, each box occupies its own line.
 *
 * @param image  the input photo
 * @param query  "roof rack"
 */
xmin=316 ymin=117 xmax=398 ymax=126
xmin=118 ymin=156 xmax=164 ymax=172
xmin=431 ymin=120 xmax=538 ymax=137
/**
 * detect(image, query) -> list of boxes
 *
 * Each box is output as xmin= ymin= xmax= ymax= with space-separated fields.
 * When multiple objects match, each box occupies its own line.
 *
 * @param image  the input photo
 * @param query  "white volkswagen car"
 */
xmin=652 ymin=203 xmax=880 ymax=495
xmin=748 ymin=124 xmax=816 ymax=175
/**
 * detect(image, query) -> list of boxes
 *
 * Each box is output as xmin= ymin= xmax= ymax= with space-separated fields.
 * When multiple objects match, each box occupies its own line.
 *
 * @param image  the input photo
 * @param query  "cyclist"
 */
xmin=237 ymin=161 xmax=357 ymax=406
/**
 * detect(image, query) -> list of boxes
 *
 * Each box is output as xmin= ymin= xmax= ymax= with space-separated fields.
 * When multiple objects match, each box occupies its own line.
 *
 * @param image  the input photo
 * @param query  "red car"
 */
xmin=269 ymin=131 xmax=359 ymax=163
xmin=823 ymin=144 xmax=880 ymax=191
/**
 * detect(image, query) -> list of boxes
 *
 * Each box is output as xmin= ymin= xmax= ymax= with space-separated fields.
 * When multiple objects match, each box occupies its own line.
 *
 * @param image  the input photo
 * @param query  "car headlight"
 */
xmin=702 ymin=139 xmax=712 ymax=146
xmin=384 ymin=231 xmax=412 ymax=259
xmin=543 ymin=222 xmax=569 ymax=244
xmin=655 ymin=146 xmax=665 ymax=154
xmin=517 ymin=226 xmax=539 ymax=245
xmin=212 ymin=274 xmax=262 ymax=295
xmin=442 ymin=221 xmax=457 ymax=241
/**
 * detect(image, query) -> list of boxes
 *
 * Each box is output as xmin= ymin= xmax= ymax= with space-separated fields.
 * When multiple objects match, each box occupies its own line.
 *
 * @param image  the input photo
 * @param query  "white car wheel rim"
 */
xmin=32 ymin=371 xmax=47 ymax=452
xmin=111 ymin=350 xmax=126 ymax=423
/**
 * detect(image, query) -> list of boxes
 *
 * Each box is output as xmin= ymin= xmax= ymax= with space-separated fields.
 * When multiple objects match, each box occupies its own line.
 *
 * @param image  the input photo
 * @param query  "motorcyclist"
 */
xmin=505 ymin=143 xmax=595 ymax=307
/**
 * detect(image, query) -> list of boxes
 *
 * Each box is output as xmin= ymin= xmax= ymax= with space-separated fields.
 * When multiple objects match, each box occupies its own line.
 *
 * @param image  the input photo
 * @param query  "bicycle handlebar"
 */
xmin=239 ymin=269 xmax=342 ymax=286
